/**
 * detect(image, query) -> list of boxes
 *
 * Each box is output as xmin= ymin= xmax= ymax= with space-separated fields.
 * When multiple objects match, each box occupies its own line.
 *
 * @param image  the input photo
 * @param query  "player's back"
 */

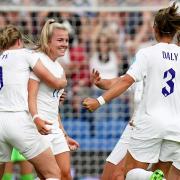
xmin=142 ymin=43 xmax=180 ymax=118
xmin=0 ymin=48 xmax=38 ymax=111
xmin=129 ymin=43 xmax=180 ymax=140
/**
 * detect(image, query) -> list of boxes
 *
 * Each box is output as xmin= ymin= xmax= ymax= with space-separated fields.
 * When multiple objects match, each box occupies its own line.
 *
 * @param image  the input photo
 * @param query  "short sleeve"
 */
xmin=29 ymin=71 xmax=40 ymax=82
xmin=25 ymin=50 xmax=40 ymax=69
xmin=127 ymin=49 xmax=148 ymax=82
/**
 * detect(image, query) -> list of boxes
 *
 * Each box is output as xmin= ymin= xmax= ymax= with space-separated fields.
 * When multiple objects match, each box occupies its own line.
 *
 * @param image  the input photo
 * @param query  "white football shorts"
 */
xmin=37 ymin=111 xmax=70 ymax=155
xmin=43 ymin=129 xmax=70 ymax=155
xmin=106 ymin=124 xmax=132 ymax=165
xmin=173 ymin=162 xmax=180 ymax=170
xmin=128 ymin=137 xmax=180 ymax=167
xmin=0 ymin=111 xmax=49 ymax=162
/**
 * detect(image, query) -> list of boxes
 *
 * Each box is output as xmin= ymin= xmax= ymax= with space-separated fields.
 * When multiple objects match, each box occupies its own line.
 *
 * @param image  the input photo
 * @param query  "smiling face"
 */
xmin=48 ymin=28 xmax=69 ymax=61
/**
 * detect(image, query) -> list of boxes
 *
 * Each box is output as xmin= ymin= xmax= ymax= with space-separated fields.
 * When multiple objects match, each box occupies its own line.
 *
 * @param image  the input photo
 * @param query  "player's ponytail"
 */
xmin=154 ymin=2 xmax=180 ymax=37
xmin=35 ymin=18 xmax=68 ymax=55
xmin=0 ymin=25 xmax=22 ymax=51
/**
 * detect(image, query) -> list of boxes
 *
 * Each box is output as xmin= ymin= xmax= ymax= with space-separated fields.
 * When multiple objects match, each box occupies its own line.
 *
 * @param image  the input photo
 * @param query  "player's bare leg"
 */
xmin=101 ymin=162 xmax=116 ymax=180
xmin=167 ymin=165 xmax=180 ymax=180
xmin=151 ymin=161 xmax=171 ymax=178
xmin=0 ymin=162 xmax=5 ymax=179
xmin=101 ymin=156 xmax=128 ymax=180
xmin=2 ymin=162 xmax=13 ymax=180
xmin=19 ymin=160 xmax=34 ymax=179
xmin=29 ymin=148 xmax=60 ymax=179
xmin=115 ymin=151 xmax=149 ymax=180
xmin=111 ymin=158 xmax=126 ymax=180
xmin=55 ymin=152 xmax=72 ymax=180
xmin=34 ymin=167 xmax=45 ymax=179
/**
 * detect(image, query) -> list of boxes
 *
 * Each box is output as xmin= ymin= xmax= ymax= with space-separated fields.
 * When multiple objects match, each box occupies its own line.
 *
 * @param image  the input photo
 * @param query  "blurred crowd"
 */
xmin=3 ymin=0 xmax=177 ymax=122
xmin=0 ymin=0 xmax=169 ymax=6
xmin=0 ymin=9 xmax=157 ymax=119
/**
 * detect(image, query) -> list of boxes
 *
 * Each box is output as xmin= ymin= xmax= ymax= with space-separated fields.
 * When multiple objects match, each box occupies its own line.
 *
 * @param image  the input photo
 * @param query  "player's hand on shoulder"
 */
xmin=82 ymin=97 xmax=100 ymax=112
xmin=91 ymin=69 xmax=101 ymax=86
xmin=34 ymin=117 xmax=53 ymax=135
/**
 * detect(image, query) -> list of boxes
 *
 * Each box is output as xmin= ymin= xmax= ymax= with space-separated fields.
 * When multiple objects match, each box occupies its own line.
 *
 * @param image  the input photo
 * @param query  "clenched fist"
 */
xmin=82 ymin=97 xmax=100 ymax=112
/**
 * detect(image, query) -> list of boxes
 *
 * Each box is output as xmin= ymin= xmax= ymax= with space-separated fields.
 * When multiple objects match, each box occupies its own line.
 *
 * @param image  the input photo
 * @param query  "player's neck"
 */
xmin=6 ymin=40 xmax=23 ymax=51
xmin=47 ymin=53 xmax=57 ymax=62
xmin=158 ymin=36 xmax=173 ymax=44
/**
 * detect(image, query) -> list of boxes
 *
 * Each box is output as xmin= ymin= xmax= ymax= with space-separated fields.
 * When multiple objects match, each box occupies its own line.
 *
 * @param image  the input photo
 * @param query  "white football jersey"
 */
xmin=30 ymin=52 xmax=64 ymax=131
xmin=0 ymin=48 xmax=39 ymax=111
xmin=127 ymin=43 xmax=180 ymax=141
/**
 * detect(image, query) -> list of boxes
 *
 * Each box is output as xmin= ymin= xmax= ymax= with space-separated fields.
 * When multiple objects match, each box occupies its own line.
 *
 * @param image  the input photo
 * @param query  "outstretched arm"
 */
xmin=83 ymin=74 xmax=134 ymax=112
xmin=91 ymin=69 xmax=118 ymax=90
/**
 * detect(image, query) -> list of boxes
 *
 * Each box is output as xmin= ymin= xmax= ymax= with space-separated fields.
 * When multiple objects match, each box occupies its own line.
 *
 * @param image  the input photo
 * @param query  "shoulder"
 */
xmin=137 ymin=45 xmax=154 ymax=54
xmin=172 ymin=43 xmax=180 ymax=50
xmin=136 ymin=45 xmax=156 ymax=59
xmin=21 ymin=48 xmax=36 ymax=54
xmin=32 ymin=51 xmax=50 ymax=63
xmin=16 ymin=49 xmax=39 ymax=59
xmin=33 ymin=51 xmax=44 ymax=58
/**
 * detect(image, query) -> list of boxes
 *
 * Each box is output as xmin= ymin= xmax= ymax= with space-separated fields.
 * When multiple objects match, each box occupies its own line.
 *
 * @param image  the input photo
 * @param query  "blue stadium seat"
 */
xmin=62 ymin=118 xmax=128 ymax=151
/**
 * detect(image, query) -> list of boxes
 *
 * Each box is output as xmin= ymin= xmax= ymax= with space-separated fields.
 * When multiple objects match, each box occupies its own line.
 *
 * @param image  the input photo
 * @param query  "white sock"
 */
xmin=125 ymin=168 xmax=153 ymax=180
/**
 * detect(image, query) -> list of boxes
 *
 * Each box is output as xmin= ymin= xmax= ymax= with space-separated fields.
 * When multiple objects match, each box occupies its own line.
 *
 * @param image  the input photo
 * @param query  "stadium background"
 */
xmin=0 ymin=0 xmax=175 ymax=179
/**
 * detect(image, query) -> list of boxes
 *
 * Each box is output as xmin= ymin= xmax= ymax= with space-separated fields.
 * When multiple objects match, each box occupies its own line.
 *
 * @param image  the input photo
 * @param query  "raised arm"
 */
xmin=83 ymin=74 xmax=134 ymax=112
xmin=91 ymin=69 xmax=119 ymax=90
xmin=101 ymin=74 xmax=134 ymax=102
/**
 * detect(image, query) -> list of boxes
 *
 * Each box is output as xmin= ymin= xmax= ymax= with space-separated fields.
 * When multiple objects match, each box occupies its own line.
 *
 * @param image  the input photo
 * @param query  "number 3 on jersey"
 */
xmin=162 ymin=68 xmax=175 ymax=97
xmin=0 ymin=66 xmax=3 ymax=90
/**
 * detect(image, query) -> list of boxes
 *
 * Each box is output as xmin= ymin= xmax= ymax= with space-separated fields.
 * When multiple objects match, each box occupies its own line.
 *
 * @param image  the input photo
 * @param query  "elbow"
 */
xmin=61 ymin=79 xmax=67 ymax=88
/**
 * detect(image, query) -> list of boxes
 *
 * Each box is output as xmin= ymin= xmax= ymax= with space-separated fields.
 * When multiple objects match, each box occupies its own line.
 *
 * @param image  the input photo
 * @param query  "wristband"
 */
xmin=32 ymin=114 xmax=40 ymax=121
xmin=97 ymin=96 xmax=106 ymax=105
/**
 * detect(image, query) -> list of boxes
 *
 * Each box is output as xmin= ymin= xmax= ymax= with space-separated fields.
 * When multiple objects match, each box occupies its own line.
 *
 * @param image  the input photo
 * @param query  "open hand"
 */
xmin=91 ymin=69 xmax=101 ymax=86
xmin=66 ymin=136 xmax=80 ymax=151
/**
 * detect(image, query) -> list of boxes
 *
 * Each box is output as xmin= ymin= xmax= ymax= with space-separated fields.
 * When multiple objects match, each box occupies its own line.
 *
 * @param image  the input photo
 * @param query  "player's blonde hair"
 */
xmin=0 ymin=25 xmax=22 ymax=51
xmin=154 ymin=2 xmax=180 ymax=37
xmin=36 ymin=19 xmax=68 ymax=55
